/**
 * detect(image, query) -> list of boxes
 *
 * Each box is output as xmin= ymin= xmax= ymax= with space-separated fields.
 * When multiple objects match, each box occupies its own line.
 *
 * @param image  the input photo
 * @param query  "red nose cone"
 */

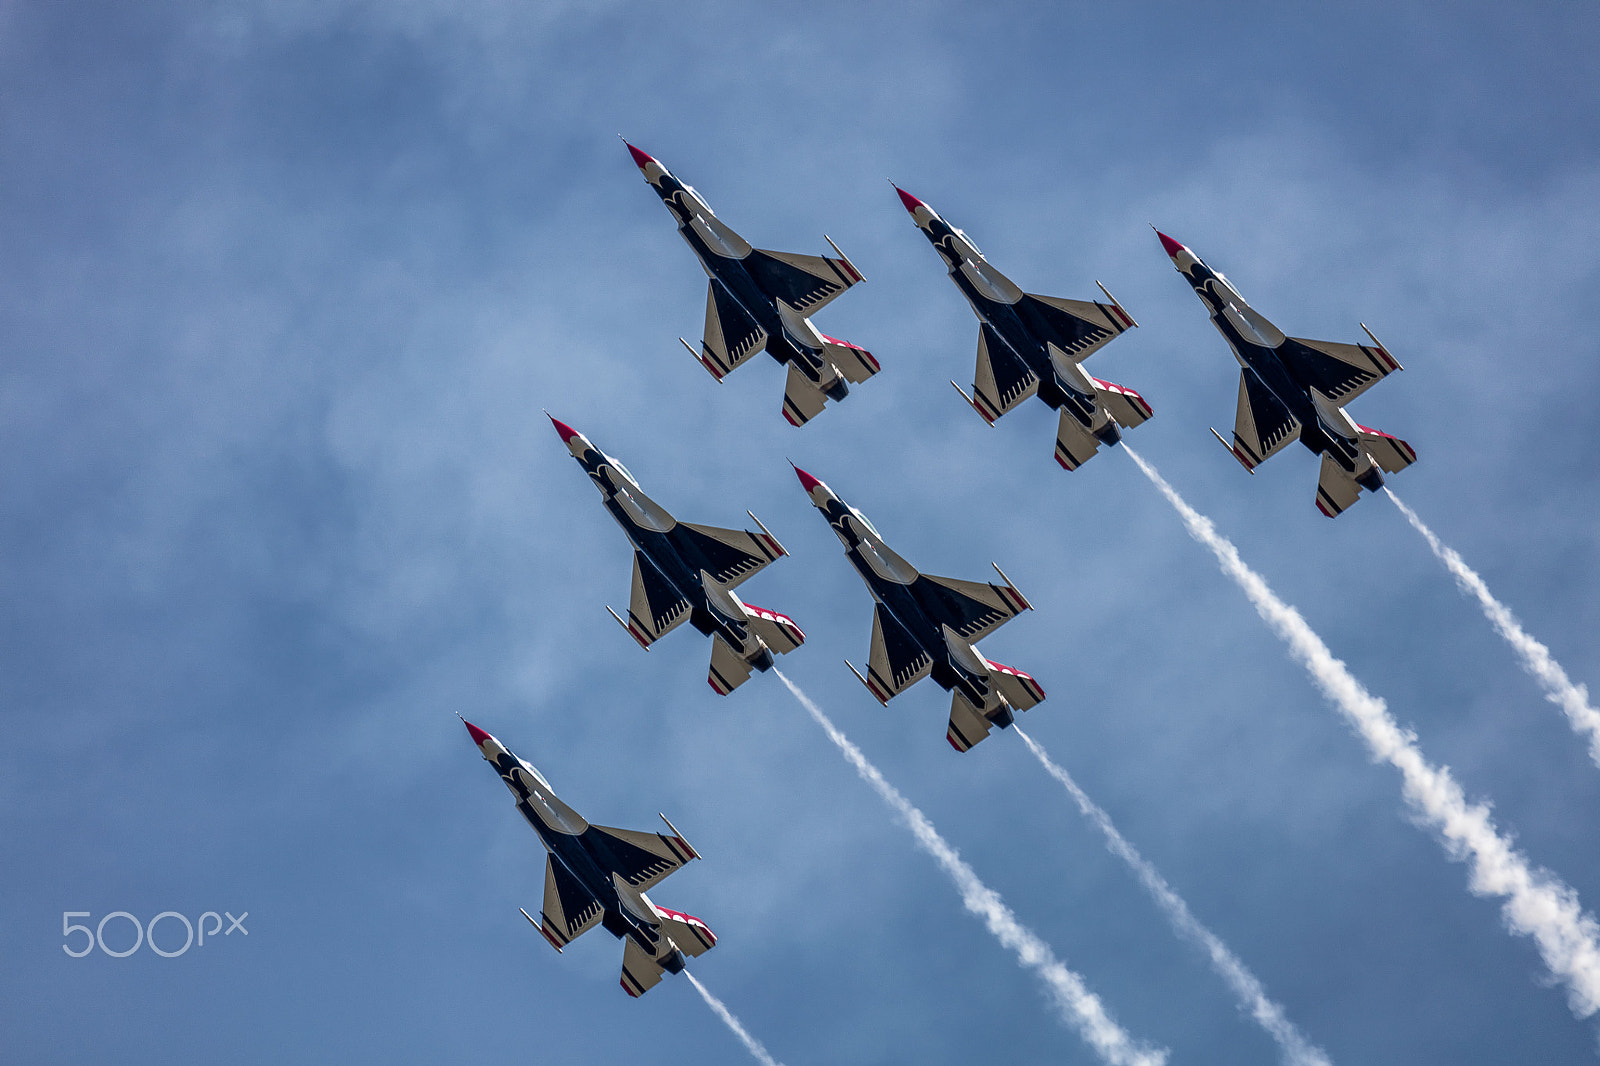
xmin=548 ymin=414 xmax=581 ymax=444
xmin=462 ymin=719 xmax=493 ymax=746
xmin=624 ymin=142 xmax=656 ymax=170
xmin=793 ymin=465 xmax=824 ymax=494
xmin=894 ymin=186 xmax=926 ymax=214
xmin=1155 ymin=231 xmax=1187 ymax=258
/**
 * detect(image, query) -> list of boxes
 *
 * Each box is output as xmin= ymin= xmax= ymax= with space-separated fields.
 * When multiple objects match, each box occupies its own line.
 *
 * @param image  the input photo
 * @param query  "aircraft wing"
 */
xmin=1279 ymin=335 xmax=1401 ymax=405
xmin=915 ymin=573 xmax=1031 ymax=643
xmin=676 ymin=521 xmax=786 ymax=590
xmin=585 ymin=823 xmax=699 ymax=893
xmin=1225 ymin=368 xmax=1302 ymax=472
xmin=1019 ymin=293 xmax=1132 ymax=364
xmin=699 ymin=279 xmax=769 ymax=381
xmin=858 ymin=604 xmax=934 ymax=704
xmin=970 ymin=322 xmax=1039 ymax=423
xmin=536 ymin=856 xmax=603 ymax=952
xmin=623 ymin=552 xmax=692 ymax=649
xmin=745 ymin=248 xmax=863 ymax=314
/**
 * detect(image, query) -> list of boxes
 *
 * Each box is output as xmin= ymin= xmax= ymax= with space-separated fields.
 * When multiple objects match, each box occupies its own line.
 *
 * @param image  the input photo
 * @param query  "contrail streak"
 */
xmin=1123 ymin=446 xmax=1600 ymax=1017
xmin=1386 ymin=489 xmax=1600 ymax=769
xmin=685 ymin=971 xmax=784 ymax=1066
xmin=1016 ymin=727 xmax=1332 ymax=1066
xmin=775 ymin=669 xmax=1167 ymax=1066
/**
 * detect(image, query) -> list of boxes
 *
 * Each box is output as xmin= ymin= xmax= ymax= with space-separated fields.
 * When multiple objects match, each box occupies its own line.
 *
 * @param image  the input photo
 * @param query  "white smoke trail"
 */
xmin=684 ymin=971 xmax=785 ymax=1066
xmin=1386 ymin=489 xmax=1600 ymax=769
xmin=1015 ymin=727 xmax=1332 ymax=1066
xmin=774 ymin=669 xmax=1167 ymax=1066
xmin=1122 ymin=445 xmax=1600 ymax=1017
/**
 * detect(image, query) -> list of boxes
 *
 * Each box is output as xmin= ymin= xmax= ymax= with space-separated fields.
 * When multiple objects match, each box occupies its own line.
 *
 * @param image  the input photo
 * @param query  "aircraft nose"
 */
xmin=791 ymin=462 xmax=825 ymax=496
xmin=623 ymin=140 xmax=656 ymax=170
xmin=892 ymin=184 xmax=927 ymax=216
xmin=547 ymin=413 xmax=583 ymax=445
xmin=1155 ymin=230 xmax=1187 ymax=259
xmin=461 ymin=718 xmax=493 ymax=746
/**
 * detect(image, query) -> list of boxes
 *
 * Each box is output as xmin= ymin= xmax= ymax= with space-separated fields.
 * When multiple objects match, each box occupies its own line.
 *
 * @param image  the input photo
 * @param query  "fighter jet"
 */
xmin=461 ymin=718 xmax=715 ymax=996
xmin=894 ymin=185 xmax=1149 ymax=471
xmin=624 ymin=140 xmax=879 ymax=426
xmin=550 ymin=415 xmax=805 ymax=694
xmin=794 ymin=466 xmax=1044 ymax=752
xmin=1156 ymin=231 xmax=1416 ymax=517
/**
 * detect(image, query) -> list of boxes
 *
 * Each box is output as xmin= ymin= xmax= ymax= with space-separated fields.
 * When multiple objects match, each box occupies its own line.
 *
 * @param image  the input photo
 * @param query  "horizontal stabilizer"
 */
xmin=1054 ymin=408 xmax=1101 ymax=471
xmin=707 ymin=633 xmax=754 ymax=696
xmin=781 ymin=361 xmax=829 ymax=427
xmin=745 ymin=603 xmax=805 ymax=654
xmin=1091 ymin=376 xmax=1153 ymax=429
xmin=1358 ymin=425 xmax=1417 ymax=474
xmin=822 ymin=334 xmax=881 ymax=384
xmin=946 ymin=690 xmax=997 ymax=753
xmin=620 ymin=938 xmax=668 ymax=998
xmin=984 ymin=657 xmax=1045 ymax=712
xmin=1314 ymin=453 xmax=1362 ymax=518
xmin=657 ymin=906 xmax=717 ymax=957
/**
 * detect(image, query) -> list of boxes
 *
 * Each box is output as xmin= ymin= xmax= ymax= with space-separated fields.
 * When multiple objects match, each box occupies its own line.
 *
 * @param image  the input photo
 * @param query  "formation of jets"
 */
xmin=469 ymin=141 xmax=1417 ymax=996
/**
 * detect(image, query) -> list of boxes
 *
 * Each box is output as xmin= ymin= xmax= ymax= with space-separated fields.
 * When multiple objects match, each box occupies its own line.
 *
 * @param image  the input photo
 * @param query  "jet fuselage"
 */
xmin=814 ymin=491 xmax=998 ymax=711
xmin=642 ymin=164 xmax=841 ymax=396
xmin=1175 ymin=248 xmax=1368 ymax=475
xmin=477 ymin=734 xmax=671 ymax=958
xmin=921 ymin=218 xmax=1100 ymax=424
xmin=571 ymin=441 xmax=764 ymax=662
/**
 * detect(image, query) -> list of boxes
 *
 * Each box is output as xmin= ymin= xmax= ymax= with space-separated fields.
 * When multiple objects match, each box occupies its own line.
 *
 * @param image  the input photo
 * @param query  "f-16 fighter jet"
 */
xmin=894 ymin=185 xmax=1149 ymax=471
xmin=461 ymin=718 xmax=715 ymax=996
xmin=550 ymin=415 xmax=805 ymax=694
xmin=624 ymin=140 xmax=879 ymax=426
xmin=794 ymin=466 xmax=1044 ymax=752
xmin=1156 ymin=231 xmax=1416 ymax=517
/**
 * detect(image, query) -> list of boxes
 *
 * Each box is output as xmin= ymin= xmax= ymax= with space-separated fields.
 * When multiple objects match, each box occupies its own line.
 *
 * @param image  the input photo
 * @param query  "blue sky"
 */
xmin=3 ymin=2 xmax=1599 ymax=1062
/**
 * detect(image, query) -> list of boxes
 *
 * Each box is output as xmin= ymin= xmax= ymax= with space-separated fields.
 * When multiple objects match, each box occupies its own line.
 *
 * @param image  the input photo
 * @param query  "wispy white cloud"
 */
xmin=776 ymin=670 xmax=1167 ymax=1066
xmin=1124 ymin=445 xmax=1600 ymax=1018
